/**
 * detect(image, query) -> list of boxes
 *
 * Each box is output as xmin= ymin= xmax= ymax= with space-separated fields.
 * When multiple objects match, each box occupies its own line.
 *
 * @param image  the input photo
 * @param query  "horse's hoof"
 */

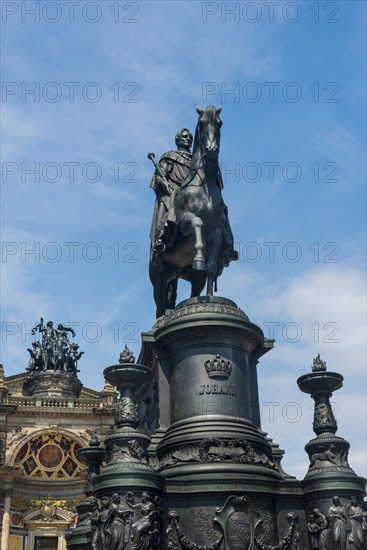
xmin=193 ymin=259 xmax=206 ymax=271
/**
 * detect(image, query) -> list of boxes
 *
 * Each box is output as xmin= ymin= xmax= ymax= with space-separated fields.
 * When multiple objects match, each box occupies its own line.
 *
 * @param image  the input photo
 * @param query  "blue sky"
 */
xmin=1 ymin=0 xmax=366 ymax=480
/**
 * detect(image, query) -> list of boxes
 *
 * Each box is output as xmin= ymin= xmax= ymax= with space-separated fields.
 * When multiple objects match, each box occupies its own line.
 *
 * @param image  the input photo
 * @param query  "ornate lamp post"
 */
xmin=298 ymin=354 xmax=343 ymax=436
xmin=297 ymin=355 xmax=365 ymax=515
xmin=66 ymin=434 xmax=104 ymax=549
xmin=93 ymin=347 xmax=161 ymax=497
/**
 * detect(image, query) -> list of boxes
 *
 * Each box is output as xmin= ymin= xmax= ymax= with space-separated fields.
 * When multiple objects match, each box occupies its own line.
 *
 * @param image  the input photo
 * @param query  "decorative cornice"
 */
xmin=154 ymin=299 xmax=250 ymax=329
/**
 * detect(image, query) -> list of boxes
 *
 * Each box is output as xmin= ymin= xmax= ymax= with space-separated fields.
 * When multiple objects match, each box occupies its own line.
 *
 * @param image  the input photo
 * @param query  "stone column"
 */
xmin=0 ymin=485 xmax=12 ymax=550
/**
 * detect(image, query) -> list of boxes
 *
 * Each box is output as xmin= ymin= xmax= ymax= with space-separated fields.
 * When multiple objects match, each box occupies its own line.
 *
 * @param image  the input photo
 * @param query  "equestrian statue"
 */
xmin=148 ymin=105 xmax=238 ymax=318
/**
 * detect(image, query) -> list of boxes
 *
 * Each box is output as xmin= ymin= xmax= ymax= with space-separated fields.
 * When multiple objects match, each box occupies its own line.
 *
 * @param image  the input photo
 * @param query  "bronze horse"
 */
xmin=149 ymin=105 xmax=230 ymax=318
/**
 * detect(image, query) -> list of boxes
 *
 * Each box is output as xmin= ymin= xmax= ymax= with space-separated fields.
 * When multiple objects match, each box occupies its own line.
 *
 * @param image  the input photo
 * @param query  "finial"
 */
xmin=312 ymin=354 xmax=327 ymax=372
xmin=102 ymin=380 xmax=115 ymax=392
xmin=119 ymin=345 xmax=135 ymax=364
xmin=88 ymin=431 xmax=101 ymax=447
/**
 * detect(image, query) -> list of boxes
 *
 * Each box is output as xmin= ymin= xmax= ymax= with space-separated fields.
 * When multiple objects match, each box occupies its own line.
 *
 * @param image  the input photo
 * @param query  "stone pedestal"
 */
xmin=144 ymin=298 xmax=280 ymax=477
xmin=23 ymin=370 xmax=82 ymax=398
xmin=139 ymin=297 xmax=309 ymax=549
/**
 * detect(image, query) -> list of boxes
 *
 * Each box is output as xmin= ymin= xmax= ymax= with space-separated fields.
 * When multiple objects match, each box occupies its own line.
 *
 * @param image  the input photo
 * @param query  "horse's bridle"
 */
xmin=181 ymin=118 xmax=219 ymax=189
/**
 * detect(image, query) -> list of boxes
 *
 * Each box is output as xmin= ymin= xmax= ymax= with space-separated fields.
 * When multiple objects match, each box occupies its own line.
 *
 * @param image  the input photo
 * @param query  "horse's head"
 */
xmin=195 ymin=104 xmax=222 ymax=161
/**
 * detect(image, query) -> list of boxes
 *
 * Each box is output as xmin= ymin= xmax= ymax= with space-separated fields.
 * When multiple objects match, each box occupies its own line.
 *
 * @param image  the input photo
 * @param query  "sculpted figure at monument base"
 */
xmin=306 ymin=496 xmax=367 ymax=550
xmin=347 ymin=497 xmax=365 ymax=550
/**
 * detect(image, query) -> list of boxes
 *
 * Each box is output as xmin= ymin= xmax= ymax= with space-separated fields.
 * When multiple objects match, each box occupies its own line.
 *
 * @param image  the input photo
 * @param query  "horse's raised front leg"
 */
xmin=181 ymin=212 xmax=206 ymax=271
xmin=206 ymin=227 xmax=222 ymax=296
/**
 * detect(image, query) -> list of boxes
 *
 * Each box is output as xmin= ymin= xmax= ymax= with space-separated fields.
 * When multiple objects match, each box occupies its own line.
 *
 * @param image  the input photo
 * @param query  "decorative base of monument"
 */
xmin=66 ymin=297 xmax=366 ymax=550
xmin=167 ymin=496 xmax=303 ymax=550
xmin=304 ymin=433 xmax=354 ymax=478
xmin=23 ymin=370 xmax=82 ymax=397
xmin=156 ymin=418 xmax=283 ymax=482
xmin=138 ymin=296 xmax=310 ymax=548
xmin=148 ymin=297 xmax=281 ymax=478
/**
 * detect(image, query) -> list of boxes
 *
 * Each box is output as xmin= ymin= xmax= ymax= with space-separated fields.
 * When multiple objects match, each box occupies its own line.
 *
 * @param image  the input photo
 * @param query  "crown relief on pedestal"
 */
xmin=204 ymin=354 xmax=232 ymax=379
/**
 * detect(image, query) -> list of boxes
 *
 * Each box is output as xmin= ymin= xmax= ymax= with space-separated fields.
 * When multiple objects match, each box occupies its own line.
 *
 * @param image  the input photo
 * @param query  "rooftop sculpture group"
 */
xmin=27 ymin=318 xmax=84 ymax=375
